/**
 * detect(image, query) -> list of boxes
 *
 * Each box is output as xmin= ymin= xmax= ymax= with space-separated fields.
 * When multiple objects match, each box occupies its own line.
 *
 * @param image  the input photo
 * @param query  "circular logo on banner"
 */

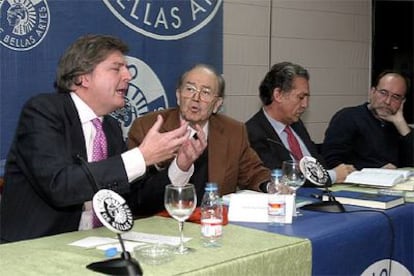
xmin=93 ymin=189 xmax=134 ymax=233
xmin=110 ymin=56 xmax=168 ymax=140
xmin=102 ymin=0 xmax=222 ymax=40
xmin=0 ymin=0 xmax=50 ymax=51
xmin=361 ymin=259 xmax=410 ymax=276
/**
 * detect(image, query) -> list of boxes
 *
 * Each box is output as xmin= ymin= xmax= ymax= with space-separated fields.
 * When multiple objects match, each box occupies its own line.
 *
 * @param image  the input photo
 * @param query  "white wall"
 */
xmin=222 ymin=0 xmax=371 ymax=142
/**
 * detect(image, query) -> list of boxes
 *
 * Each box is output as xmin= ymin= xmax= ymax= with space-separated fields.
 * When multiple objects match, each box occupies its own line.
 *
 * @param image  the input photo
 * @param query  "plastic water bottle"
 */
xmin=200 ymin=182 xmax=223 ymax=247
xmin=268 ymin=169 xmax=283 ymax=194
xmin=268 ymin=169 xmax=286 ymax=224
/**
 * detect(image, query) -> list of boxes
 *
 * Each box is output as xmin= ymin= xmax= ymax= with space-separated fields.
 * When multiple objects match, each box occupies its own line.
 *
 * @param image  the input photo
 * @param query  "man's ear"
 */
xmin=368 ymin=87 xmax=376 ymax=103
xmin=212 ymin=97 xmax=224 ymax=114
xmin=176 ymin=89 xmax=181 ymax=106
xmin=78 ymin=74 xmax=90 ymax=88
xmin=272 ymin=87 xmax=283 ymax=102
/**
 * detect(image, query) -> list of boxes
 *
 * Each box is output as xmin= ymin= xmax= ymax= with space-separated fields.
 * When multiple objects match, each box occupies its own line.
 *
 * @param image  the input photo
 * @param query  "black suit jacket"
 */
xmin=0 ymin=93 xmax=133 ymax=242
xmin=246 ymin=109 xmax=327 ymax=187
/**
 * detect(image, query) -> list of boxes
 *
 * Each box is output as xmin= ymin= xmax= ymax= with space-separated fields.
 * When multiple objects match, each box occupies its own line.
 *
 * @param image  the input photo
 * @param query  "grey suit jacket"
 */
xmin=0 ymin=93 xmax=132 ymax=242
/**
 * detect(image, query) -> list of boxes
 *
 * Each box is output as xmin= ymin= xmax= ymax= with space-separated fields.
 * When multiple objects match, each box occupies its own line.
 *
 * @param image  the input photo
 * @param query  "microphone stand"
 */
xmin=86 ymin=234 xmax=143 ymax=276
xmin=300 ymin=178 xmax=345 ymax=213
xmin=76 ymin=155 xmax=143 ymax=275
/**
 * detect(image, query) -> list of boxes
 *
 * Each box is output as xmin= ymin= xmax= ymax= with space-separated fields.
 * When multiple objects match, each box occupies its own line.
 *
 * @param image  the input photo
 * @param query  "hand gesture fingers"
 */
xmin=176 ymin=125 xmax=207 ymax=171
xmin=139 ymin=115 xmax=189 ymax=166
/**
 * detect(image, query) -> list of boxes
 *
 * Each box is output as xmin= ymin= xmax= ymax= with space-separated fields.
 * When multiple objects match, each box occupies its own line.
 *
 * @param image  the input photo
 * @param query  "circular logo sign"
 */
xmin=102 ymin=0 xmax=222 ymax=40
xmin=361 ymin=259 xmax=410 ymax=276
xmin=299 ymin=156 xmax=330 ymax=187
xmin=93 ymin=189 xmax=134 ymax=233
xmin=0 ymin=0 xmax=50 ymax=51
xmin=110 ymin=56 xmax=168 ymax=140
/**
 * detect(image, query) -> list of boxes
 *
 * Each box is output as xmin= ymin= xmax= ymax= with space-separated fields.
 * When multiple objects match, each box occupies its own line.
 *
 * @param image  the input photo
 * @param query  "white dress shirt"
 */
xmin=70 ymin=92 xmax=146 ymax=229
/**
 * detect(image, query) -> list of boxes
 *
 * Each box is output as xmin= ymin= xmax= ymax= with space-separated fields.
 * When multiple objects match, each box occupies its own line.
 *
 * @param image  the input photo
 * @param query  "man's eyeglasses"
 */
xmin=374 ymin=88 xmax=405 ymax=103
xmin=181 ymin=84 xmax=218 ymax=102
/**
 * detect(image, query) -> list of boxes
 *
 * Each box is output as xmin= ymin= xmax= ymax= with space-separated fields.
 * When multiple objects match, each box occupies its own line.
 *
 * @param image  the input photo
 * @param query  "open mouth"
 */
xmin=116 ymin=88 xmax=127 ymax=96
xmin=190 ymin=105 xmax=200 ymax=113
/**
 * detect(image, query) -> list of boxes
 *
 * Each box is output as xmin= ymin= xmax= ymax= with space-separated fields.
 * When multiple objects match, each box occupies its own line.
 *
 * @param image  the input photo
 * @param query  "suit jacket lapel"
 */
xmin=208 ymin=115 xmax=227 ymax=185
xmin=258 ymin=109 xmax=291 ymax=161
xmin=162 ymin=109 xmax=181 ymax=132
xmin=63 ymin=94 xmax=87 ymax=159
xmin=259 ymin=110 xmax=283 ymax=144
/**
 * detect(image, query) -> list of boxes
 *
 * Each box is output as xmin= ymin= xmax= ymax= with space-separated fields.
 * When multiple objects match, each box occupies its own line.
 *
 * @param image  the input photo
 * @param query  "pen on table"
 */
xmin=310 ymin=193 xmax=323 ymax=200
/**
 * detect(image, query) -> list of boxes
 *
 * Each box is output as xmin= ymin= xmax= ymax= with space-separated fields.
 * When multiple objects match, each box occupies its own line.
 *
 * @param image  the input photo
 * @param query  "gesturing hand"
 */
xmin=176 ymin=124 xmax=208 ymax=171
xmin=139 ymin=115 xmax=189 ymax=166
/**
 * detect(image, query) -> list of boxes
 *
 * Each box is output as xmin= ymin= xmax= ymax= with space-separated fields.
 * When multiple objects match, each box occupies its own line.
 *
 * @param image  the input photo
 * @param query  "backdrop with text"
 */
xmin=0 ymin=0 xmax=223 ymax=159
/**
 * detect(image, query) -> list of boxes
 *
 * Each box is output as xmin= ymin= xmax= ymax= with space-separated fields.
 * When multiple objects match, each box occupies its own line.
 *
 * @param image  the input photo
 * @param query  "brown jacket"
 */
xmin=127 ymin=108 xmax=270 ymax=215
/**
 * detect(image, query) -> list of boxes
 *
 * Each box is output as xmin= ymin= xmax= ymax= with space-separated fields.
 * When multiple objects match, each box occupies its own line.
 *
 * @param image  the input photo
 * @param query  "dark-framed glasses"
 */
xmin=181 ymin=84 xmax=218 ymax=102
xmin=375 ymin=88 xmax=405 ymax=103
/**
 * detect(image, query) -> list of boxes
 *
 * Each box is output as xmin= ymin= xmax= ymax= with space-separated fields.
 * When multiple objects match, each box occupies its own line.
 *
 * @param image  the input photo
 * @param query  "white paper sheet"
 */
xmin=228 ymin=192 xmax=294 ymax=224
xmin=121 ymin=231 xmax=191 ymax=246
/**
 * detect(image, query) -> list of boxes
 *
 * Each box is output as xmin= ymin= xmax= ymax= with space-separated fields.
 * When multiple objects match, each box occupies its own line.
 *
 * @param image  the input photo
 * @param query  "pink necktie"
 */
xmin=92 ymin=118 xmax=108 ymax=162
xmin=284 ymin=126 xmax=304 ymax=162
xmin=91 ymin=118 xmax=107 ymax=228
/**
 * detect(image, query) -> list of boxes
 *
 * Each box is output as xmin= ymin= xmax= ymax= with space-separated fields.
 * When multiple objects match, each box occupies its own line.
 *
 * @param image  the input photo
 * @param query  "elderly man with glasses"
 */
xmin=127 ymin=64 xmax=270 ymax=216
xmin=322 ymin=71 xmax=413 ymax=170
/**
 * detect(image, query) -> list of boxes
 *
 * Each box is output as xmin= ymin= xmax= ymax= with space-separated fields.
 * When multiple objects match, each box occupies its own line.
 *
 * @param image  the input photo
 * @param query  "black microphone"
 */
xmin=75 ymin=155 xmax=143 ymax=275
xmin=298 ymin=156 xmax=345 ymax=213
xmin=76 ymin=154 xmax=99 ymax=193
xmin=266 ymin=137 xmax=296 ymax=160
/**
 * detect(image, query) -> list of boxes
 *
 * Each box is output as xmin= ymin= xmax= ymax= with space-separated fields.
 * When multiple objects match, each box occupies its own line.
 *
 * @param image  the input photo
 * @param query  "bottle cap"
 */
xmin=271 ymin=169 xmax=282 ymax=177
xmin=205 ymin=182 xmax=218 ymax=191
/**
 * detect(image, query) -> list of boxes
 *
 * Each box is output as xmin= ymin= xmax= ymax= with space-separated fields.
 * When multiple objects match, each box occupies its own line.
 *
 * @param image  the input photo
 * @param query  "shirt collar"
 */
xmin=70 ymin=92 xmax=100 ymax=123
xmin=188 ymin=122 xmax=209 ymax=139
xmin=262 ymin=108 xmax=286 ymax=136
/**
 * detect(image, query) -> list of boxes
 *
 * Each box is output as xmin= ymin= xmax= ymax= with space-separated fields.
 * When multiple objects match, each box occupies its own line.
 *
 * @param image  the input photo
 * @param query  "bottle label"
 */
xmin=268 ymin=196 xmax=285 ymax=217
xmin=201 ymin=218 xmax=223 ymax=238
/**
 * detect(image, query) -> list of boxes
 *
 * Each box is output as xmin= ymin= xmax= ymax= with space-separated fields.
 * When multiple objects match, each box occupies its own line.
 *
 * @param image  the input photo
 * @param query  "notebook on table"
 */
xmin=343 ymin=168 xmax=413 ymax=187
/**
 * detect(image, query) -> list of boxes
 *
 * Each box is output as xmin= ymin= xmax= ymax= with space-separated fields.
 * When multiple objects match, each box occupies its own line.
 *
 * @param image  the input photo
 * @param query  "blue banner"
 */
xmin=0 ymin=0 xmax=223 ymax=158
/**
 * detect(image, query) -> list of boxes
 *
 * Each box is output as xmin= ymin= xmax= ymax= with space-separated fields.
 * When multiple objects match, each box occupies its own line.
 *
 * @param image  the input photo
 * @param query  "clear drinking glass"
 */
xmin=282 ymin=160 xmax=305 ymax=215
xmin=164 ymin=184 xmax=197 ymax=254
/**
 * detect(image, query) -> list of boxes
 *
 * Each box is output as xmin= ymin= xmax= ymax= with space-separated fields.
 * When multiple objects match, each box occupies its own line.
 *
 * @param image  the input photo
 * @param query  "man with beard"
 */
xmin=322 ymin=71 xmax=413 ymax=170
xmin=246 ymin=62 xmax=354 ymax=187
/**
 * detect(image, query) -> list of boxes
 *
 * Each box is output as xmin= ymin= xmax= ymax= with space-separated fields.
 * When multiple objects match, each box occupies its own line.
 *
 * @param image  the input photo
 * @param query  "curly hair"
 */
xmin=55 ymin=34 xmax=129 ymax=93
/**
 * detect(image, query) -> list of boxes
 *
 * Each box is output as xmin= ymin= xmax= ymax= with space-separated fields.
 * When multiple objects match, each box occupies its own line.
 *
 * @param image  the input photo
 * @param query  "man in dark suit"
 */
xmin=0 ymin=35 xmax=189 ymax=243
xmin=246 ymin=62 xmax=354 ymax=187
xmin=128 ymin=64 xmax=271 ymax=216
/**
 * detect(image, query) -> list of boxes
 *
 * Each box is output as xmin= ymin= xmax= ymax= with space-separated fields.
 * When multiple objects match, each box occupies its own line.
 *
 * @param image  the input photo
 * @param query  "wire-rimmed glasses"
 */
xmin=374 ymin=88 xmax=405 ymax=103
xmin=181 ymin=84 xmax=218 ymax=102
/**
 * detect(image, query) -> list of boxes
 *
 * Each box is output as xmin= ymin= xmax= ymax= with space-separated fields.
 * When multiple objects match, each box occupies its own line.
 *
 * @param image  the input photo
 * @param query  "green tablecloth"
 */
xmin=0 ymin=216 xmax=311 ymax=275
